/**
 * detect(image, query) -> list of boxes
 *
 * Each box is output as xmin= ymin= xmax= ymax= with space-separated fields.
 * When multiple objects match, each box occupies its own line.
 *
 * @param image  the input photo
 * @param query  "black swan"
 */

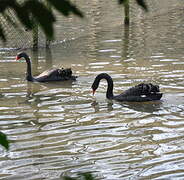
xmin=91 ymin=73 xmax=162 ymax=102
xmin=16 ymin=52 xmax=77 ymax=82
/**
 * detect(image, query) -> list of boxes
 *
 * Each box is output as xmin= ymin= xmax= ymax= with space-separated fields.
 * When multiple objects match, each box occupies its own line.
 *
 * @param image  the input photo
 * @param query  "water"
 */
xmin=0 ymin=1 xmax=184 ymax=180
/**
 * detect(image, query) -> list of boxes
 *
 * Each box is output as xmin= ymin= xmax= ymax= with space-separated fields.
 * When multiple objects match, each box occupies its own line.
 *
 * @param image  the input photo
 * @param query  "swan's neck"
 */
xmin=106 ymin=76 xmax=114 ymax=99
xmin=25 ymin=56 xmax=33 ymax=81
xmin=94 ymin=73 xmax=114 ymax=99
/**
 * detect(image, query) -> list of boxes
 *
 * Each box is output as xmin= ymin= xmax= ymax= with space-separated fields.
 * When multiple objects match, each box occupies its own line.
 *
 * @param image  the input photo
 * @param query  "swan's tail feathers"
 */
xmin=58 ymin=68 xmax=72 ymax=77
xmin=123 ymin=83 xmax=160 ymax=96
xmin=138 ymin=83 xmax=160 ymax=94
xmin=58 ymin=68 xmax=77 ymax=80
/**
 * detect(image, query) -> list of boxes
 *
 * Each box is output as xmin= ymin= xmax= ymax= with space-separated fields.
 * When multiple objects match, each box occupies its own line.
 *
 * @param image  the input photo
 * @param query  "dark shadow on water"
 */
xmin=26 ymin=80 xmax=76 ymax=98
xmin=91 ymin=101 xmax=114 ymax=112
xmin=91 ymin=100 xmax=163 ymax=113
xmin=118 ymin=100 xmax=163 ymax=113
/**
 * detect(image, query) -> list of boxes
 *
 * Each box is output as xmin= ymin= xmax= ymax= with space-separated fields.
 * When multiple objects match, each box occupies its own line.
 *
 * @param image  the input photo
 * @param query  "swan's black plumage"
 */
xmin=92 ymin=73 xmax=162 ymax=102
xmin=16 ymin=52 xmax=77 ymax=82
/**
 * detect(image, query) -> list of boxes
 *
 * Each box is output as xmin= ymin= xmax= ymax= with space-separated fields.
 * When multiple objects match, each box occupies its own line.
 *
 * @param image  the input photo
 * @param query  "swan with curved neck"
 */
xmin=91 ymin=73 xmax=162 ymax=102
xmin=16 ymin=52 xmax=77 ymax=82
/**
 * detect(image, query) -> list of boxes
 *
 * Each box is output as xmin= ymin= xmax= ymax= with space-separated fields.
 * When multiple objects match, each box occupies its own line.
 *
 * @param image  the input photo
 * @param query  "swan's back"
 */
xmin=35 ymin=68 xmax=76 ymax=82
xmin=122 ymin=83 xmax=160 ymax=96
xmin=114 ymin=83 xmax=162 ymax=102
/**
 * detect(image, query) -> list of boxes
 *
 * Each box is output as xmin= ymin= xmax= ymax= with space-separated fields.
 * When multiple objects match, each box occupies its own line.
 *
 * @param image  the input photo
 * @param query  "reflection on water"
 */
xmin=0 ymin=1 xmax=184 ymax=180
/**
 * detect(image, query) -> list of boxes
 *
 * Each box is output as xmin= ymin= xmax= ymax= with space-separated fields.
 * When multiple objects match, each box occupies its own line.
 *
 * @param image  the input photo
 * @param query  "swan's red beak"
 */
xmin=16 ymin=56 xmax=20 ymax=60
xmin=92 ymin=90 xmax=96 ymax=95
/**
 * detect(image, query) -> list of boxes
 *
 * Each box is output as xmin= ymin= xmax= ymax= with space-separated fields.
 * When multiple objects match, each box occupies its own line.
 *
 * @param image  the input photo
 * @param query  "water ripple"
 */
xmin=0 ymin=3 xmax=184 ymax=179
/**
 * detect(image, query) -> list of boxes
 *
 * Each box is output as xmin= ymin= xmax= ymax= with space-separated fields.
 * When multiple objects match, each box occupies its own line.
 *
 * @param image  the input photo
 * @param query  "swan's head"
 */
xmin=91 ymin=81 xmax=98 ymax=95
xmin=16 ymin=52 xmax=29 ymax=60
xmin=91 ymin=73 xmax=112 ymax=95
xmin=91 ymin=74 xmax=102 ymax=95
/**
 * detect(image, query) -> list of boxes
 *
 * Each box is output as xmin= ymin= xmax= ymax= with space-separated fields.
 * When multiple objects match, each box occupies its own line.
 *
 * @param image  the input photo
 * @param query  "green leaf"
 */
xmin=136 ymin=0 xmax=148 ymax=11
xmin=62 ymin=177 xmax=77 ymax=180
xmin=0 ymin=0 xmax=9 ymax=12
xmin=62 ymin=172 xmax=95 ymax=180
xmin=24 ymin=0 xmax=56 ymax=39
xmin=5 ymin=0 xmax=33 ymax=30
xmin=46 ymin=0 xmax=83 ymax=17
xmin=0 ymin=132 xmax=9 ymax=150
xmin=79 ymin=172 xmax=95 ymax=180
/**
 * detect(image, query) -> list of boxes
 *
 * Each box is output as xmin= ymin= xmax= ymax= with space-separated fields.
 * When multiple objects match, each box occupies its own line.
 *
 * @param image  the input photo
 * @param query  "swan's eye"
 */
xmin=91 ymin=85 xmax=97 ymax=91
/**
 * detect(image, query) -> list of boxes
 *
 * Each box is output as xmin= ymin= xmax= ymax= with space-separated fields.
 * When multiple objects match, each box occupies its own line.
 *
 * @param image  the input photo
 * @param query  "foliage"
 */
xmin=62 ymin=172 xmax=95 ymax=180
xmin=0 ymin=0 xmax=83 ymax=41
xmin=0 ymin=0 xmax=148 ymax=42
xmin=0 ymin=131 xmax=9 ymax=150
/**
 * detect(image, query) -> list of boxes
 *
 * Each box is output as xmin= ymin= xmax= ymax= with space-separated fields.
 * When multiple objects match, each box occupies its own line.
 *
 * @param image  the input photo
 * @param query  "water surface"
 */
xmin=0 ymin=1 xmax=184 ymax=180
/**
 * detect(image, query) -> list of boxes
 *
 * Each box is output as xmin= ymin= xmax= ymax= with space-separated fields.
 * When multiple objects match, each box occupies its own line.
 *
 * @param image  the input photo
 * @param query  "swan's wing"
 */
xmin=35 ymin=68 xmax=74 ymax=82
xmin=36 ymin=68 xmax=58 ymax=78
xmin=36 ymin=68 xmax=73 ymax=79
xmin=121 ymin=83 xmax=160 ymax=96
